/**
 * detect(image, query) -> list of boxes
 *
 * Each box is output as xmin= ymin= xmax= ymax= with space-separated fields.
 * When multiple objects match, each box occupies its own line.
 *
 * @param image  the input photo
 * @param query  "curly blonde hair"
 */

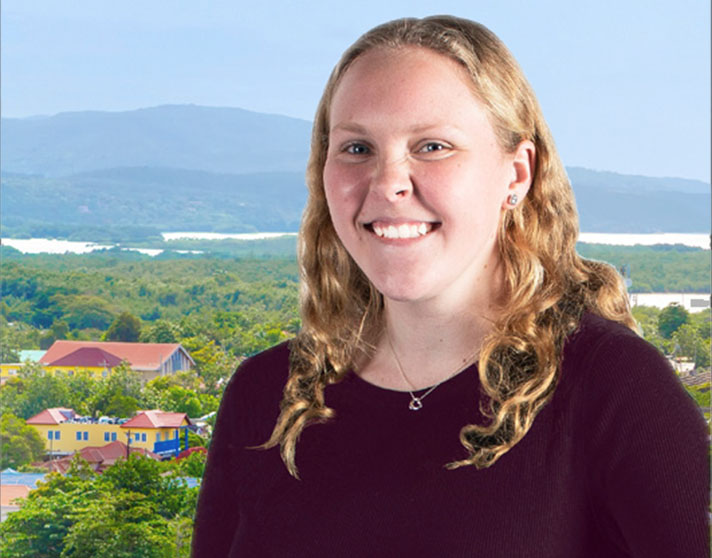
xmin=262 ymin=15 xmax=635 ymax=477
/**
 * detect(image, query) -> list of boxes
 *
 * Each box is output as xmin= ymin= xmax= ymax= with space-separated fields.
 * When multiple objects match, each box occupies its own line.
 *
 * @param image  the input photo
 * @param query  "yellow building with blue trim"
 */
xmin=26 ymin=408 xmax=192 ymax=458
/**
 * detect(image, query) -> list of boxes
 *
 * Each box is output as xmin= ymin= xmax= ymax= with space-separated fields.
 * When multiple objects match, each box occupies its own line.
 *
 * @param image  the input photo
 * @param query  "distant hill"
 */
xmin=1 ymin=105 xmax=709 ymax=236
xmin=1 ymin=104 xmax=311 ymax=176
xmin=567 ymin=168 xmax=711 ymax=233
xmin=1 ymin=167 xmax=306 ymax=235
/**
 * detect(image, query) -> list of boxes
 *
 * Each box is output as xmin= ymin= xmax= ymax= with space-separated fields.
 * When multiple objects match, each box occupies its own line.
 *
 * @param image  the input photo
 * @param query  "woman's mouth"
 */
xmin=365 ymin=221 xmax=440 ymax=239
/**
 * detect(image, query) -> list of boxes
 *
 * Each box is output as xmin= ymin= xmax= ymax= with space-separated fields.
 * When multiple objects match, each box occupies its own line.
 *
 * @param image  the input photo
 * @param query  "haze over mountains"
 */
xmin=2 ymin=105 xmax=709 ymax=238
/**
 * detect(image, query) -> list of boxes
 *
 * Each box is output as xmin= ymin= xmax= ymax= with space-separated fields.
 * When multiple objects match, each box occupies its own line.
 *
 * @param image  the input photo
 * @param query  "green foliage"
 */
xmin=139 ymin=319 xmax=181 ymax=343
xmin=683 ymin=383 xmax=711 ymax=413
xmin=0 ymin=318 xmax=39 ymax=362
xmin=40 ymin=320 xmax=70 ymax=350
xmin=172 ymin=450 xmax=206 ymax=478
xmin=0 ymin=455 xmax=196 ymax=558
xmin=104 ymin=311 xmax=141 ymax=342
xmin=0 ymin=413 xmax=45 ymax=469
xmin=51 ymin=295 xmax=116 ymax=330
xmin=0 ymin=458 xmax=98 ymax=558
xmin=576 ymin=244 xmax=710 ymax=293
xmin=141 ymin=376 xmax=218 ymax=417
xmin=658 ymin=303 xmax=690 ymax=339
xmin=1 ymin=363 xmax=72 ymax=420
xmin=673 ymin=323 xmax=710 ymax=368
xmin=87 ymin=362 xmax=142 ymax=418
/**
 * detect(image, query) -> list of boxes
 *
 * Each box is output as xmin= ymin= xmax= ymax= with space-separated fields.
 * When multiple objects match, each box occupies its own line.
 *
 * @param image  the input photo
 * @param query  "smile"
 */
xmin=367 ymin=221 xmax=438 ymax=239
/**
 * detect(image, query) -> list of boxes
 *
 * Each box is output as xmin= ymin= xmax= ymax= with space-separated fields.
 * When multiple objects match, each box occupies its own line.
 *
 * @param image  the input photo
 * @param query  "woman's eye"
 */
xmin=418 ymin=142 xmax=450 ymax=154
xmin=344 ymin=143 xmax=370 ymax=155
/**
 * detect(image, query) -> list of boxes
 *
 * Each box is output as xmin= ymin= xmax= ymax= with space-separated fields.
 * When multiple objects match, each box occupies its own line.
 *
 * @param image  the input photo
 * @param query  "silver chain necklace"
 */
xmin=386 ymin=331 xmax=479 ymax=411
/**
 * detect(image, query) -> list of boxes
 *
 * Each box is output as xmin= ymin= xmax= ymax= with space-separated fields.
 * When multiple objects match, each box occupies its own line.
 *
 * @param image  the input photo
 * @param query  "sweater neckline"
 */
xmin=337 ymin=361 xmax=480 ymax=408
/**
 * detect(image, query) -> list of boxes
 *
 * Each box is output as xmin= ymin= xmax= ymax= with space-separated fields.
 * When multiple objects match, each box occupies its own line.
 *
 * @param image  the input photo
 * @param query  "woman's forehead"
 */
xmin=327 ymin=46 xmax=488 ymax=134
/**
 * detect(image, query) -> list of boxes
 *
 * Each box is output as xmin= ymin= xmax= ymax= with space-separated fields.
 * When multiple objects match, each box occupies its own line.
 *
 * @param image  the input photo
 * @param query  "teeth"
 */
xmin=371 ymin=222 xmax=433 ymax=239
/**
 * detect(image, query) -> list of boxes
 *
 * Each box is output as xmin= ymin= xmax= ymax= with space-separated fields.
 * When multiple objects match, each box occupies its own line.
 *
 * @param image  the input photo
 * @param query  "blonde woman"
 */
xmin=193 ymin=16 xmax=708 ymax=557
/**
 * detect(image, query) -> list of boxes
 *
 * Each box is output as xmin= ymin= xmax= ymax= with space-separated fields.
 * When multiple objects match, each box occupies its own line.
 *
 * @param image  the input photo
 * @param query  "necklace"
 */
xmin=386 ymin=331 xmax=479 ymax=411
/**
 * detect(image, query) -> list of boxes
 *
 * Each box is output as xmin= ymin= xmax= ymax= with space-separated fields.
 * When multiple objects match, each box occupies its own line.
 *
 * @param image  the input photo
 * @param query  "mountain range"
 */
xmin=1 ymin=104 xmax=709 ymax=238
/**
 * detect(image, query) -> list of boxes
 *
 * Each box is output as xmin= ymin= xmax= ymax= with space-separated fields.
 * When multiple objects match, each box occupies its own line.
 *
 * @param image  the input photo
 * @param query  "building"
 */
xmin=629 ymin=292 xmax=711 ymax=311
xmin=38 ymin=340 xmax=194 ymax=382
xmin=26 ymin=407 xmax=192 ymax=458
xmin=41 ymin=440 xmax=161 ymax=474
xmin=121 ymin=410 xmax=192 ymax=458
xmin=0 ymin=484 xmax=31 ymax=522
xmin=0 ymin=350 xmax=46 ymax=384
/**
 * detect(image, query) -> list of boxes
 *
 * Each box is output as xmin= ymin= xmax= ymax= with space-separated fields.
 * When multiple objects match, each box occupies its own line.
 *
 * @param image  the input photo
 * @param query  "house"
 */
xmin=40 ymin=440 xmax=161 ymax=474
xmin=0 ymin=484 xmax=31 ymax=522
xmin=121 ymin=410 xmax=192 ymax=458
xmin=0 ymin=349 xmax=47 ymax=384
xmin=39 ymin=340 xmax=194 ymax=382
xmin=26 ymin=407 xmax=191 ymax=458
xmin=26 ymin=408 xmax=122 ymax=457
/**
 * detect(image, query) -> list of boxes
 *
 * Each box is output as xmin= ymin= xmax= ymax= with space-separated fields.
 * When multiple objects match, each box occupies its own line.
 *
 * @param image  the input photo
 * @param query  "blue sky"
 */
xmin=2 ymin=0 xmax=710 ymax=181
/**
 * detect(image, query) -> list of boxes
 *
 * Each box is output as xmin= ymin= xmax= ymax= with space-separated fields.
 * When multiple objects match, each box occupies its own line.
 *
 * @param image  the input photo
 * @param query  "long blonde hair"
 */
xmin=263 ymin=16 xmax=635 ymax=477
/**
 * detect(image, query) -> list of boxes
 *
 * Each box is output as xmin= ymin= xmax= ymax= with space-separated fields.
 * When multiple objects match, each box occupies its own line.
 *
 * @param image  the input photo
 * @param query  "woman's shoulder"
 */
xmin=222 ymin=341 xmax=291 ymax=406
xmin=563 ymin=311 xmax=667 ymax=384
xmin=561 ymin=311 xmax=706 ymax=444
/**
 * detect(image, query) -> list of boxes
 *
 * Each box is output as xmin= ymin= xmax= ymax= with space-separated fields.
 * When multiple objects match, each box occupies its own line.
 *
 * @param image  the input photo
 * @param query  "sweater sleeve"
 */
xmin=582 ymin=328 xmax=709 ymax=557
xmin=191 ymin=367 xmax=246 ymax=557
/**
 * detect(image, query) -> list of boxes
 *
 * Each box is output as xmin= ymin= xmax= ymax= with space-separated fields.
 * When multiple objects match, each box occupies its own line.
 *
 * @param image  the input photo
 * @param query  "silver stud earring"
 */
xmin=508 ymin=193 xmax=518 ymax=206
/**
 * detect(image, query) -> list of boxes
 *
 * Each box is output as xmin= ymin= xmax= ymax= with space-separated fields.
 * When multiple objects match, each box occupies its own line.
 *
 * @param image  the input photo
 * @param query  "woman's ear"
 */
xmin=502 ymin=140 xmax=535 ymax=209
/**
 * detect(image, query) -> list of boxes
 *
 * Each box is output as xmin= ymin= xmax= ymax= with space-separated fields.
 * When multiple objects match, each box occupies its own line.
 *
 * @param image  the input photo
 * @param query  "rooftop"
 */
xmin=41 ymin=340 xmax=193 ymax=371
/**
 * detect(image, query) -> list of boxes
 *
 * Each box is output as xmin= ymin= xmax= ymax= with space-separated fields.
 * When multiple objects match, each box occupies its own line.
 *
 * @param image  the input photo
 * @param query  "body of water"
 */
xmin=578 ymin=232 xmax=710 ymax=249
xmin=161 ymin=232 xmax=297 ymax=241
xmin=1 ymin=232 xmax=708 ymax=255
xmin=0 ymin=238 xmax=200 ymax=256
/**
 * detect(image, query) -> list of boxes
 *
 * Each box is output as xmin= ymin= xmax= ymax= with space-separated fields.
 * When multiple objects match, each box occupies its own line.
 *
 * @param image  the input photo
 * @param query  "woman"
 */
xmin=192 ymin=16 xmax=708 ymax=557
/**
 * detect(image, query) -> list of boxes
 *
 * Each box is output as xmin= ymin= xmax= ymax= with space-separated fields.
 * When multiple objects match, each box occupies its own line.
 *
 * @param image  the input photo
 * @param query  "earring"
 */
xmin=508 ymin=193 xmax=518 ymax=206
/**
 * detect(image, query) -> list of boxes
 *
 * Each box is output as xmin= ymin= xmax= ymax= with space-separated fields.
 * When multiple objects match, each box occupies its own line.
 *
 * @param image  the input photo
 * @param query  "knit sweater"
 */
xmin=192 ymin=313 xmax=709 ymax=557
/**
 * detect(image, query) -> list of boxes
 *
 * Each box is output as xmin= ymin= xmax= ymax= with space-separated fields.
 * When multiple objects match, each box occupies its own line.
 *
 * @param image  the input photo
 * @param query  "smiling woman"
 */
xmin=192 ymin=16 xmax=709 ymax=558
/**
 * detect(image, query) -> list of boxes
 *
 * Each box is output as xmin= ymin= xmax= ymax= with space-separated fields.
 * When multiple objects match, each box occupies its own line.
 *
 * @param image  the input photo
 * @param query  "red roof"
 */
xmin=121 ymin=410 xmax=191 ymax=429
xmin=26 ymin=407 xmax=77 ymax=425
xmin=41 ymin=341 xmax=193 ymax=371
xmin=42 ymin=441 xmax=160 ymax=474
xmin=49 ymin=347 xmax=123 ymax=368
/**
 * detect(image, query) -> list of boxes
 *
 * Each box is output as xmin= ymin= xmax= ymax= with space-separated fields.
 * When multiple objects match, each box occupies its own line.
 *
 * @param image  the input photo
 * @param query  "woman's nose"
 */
xmin=369 ymin=155 xmax=413 ymax=201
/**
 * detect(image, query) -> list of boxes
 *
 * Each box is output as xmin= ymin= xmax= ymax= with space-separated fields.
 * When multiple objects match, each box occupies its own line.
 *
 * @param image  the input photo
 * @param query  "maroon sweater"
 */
xmin=192 ymin=313 xmax=709 ymax=557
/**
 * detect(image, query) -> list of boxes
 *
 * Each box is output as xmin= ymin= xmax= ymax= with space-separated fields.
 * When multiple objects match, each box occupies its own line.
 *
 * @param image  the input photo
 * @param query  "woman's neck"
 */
xmin=357 ymin=275 xmax=502 ymax=391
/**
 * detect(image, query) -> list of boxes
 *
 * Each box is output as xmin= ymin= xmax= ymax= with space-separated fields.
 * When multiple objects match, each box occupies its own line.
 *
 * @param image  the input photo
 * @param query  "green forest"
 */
xmin=0 ymin=243 xmax=709 ymax=556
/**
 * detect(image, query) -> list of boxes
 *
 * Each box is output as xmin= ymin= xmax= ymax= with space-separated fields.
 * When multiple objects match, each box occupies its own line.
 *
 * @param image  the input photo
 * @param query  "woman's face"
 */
xmin=323 ymin=47 xmax=531 ymax=307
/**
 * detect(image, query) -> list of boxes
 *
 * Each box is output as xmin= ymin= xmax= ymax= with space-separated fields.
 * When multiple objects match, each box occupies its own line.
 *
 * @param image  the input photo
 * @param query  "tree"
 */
xmin=88 ymin=362 xmax=142 ymax=417
xmin=0 ymin=455 xmax=197 ymax=558
xmin=140 ymin=320 xmax=181 ymax=343
xmin=0 ymin=413 xmax=46 ymax=469
xmin=60 ymin=492 xmax=176 ymax=558
xmin=104 ymin=394 xmax=139 ymax=418
xmin=104 ymin=311 xmax=141 ymax=342
xmin=2 ymin=363 xmax=73 ymax=420
xmin=0 ymin=457 xmax=98 ymax=558
xmin=658 ymin=303 xmax=689 ymax=339
xmin=53 ymin=295 xmax=116 ymax=330
xmin=40 ymin=319 xmax=70 ymax=350
xmin=673 ymin=323 xmax=711 ymax=369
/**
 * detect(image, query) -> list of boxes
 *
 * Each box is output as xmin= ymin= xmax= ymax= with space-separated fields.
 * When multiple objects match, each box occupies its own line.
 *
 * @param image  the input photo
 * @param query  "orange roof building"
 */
xmin=26 ymin=408 xmax=77 ymax=425
xmin=122 ymin=410 xmax=192 ymax=429
xmin=40 ymin=340 xmax=194 ymax=381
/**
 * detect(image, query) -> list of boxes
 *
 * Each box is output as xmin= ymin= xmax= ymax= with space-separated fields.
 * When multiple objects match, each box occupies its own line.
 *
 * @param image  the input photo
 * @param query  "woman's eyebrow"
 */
xmin=330 ymin=122 xmax=368 ymax=134
xmin=330 ymin=121 xmax=464 ymax=135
